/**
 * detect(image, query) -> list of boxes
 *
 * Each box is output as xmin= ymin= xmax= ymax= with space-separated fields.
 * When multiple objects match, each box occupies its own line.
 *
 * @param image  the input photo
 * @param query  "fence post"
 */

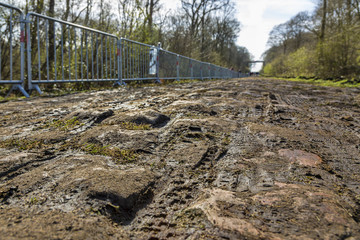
xmin=190 ymin=59 xmax=193 ymax=79
xmin=25 ymin=14 xmax=41 ymax=94
xmin=17 ymin=19 xmax=29 ymax=97
xmin=3 ymin=5 xmax=29 ymax=98
xmin=176 ymin=54 xmax=180 ymax=81
xmin=208 ymin=63 xmax=211 ymax=79
xmin=156 ymin=42 xmax=161 ymax=83
xmin=200 ymin=62 xmax=203 ymax=80
xmin=114 ymin=38 xmax=124 ymax=86
xmin=26 ymin=14 xmax=33 ymax=93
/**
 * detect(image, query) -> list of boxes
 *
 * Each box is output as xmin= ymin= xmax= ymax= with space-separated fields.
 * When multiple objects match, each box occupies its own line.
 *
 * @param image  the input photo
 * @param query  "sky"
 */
xmin=161 ymin=0 xmax=316 ymax=71
xmin=235 ymin=0 xmax=316 ymax=70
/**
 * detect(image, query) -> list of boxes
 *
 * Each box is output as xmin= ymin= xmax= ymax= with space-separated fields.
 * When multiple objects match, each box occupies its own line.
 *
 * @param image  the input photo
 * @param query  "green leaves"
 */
xmin=264 ymin=0 xmax=360 ymax=81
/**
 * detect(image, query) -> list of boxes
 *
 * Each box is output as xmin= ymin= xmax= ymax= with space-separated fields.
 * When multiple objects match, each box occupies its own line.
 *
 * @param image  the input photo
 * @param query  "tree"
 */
xmin=145 ymin=0 xmax=160 ymax=37
xmin=267 ymin=23 xmax=292 ymax=54
xmin=180 ymin=0 xmax=230 ymax=57
xmin=263 ymin=0 xmax=360 ymax=80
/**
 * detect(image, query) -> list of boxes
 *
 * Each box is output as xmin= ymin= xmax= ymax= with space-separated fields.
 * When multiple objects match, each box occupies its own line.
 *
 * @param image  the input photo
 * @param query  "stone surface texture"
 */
xmin=0 ymin=77 xmax=359 ymax=239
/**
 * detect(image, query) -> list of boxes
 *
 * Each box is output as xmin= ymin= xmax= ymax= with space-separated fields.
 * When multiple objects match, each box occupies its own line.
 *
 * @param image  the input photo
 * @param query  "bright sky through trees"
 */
xmin=162 ymin=0 xmax=315 ymax=72
xmin=236 ymin=0 xmax=315 ymax=71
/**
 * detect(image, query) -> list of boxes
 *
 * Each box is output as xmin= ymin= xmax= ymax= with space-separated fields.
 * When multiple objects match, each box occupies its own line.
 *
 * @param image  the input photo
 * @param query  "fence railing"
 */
xmin=26 ymin=12 xmax=121 ymax=94
xmin=120 ymin=38 xmax=158 ymax=82
xmin=0 ymin=2 xmax=28 ymax=97
xmin=0 ymin=2 xmax=244 ymax=98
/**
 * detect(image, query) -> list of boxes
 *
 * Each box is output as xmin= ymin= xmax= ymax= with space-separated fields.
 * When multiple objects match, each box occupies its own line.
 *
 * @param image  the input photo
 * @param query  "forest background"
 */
xmin=0 ymin=0 xmax=251 ymax=79
xmin=263 ymin=0 xmax=360 ymax=81
xmin=3 ymin=0 xmax=358 ymax=85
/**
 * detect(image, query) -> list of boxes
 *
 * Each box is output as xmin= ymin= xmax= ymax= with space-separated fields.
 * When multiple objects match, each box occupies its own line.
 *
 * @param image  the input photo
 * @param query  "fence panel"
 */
xmin=178 ymin=55 xmax=192 ymax=79
xmin=215 ymin=66 xmax=221 ymax=79
xmin=0 ymin=3 xmax=28 ymax=97
xmin=192 ymin=60 xmax=203 ymax=79
xmin=120 ymin=38 xmax=158 ymax=82
xmin=203 ymin=63 xmax=211 ymax=79
xmin=158 ymin=49 xmax=177 ymax=80
xmin=209 ymin=64 xmax=215 ymax=79
xmin=232 ymin=70 xmax=239 ymax=78
xmin=26 ymin=12 xmax=120 ymax=94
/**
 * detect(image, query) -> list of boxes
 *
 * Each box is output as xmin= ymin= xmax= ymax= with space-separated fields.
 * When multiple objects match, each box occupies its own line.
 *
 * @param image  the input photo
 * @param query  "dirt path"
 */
xmin=1 ymin=77 xmax=359 ymax=239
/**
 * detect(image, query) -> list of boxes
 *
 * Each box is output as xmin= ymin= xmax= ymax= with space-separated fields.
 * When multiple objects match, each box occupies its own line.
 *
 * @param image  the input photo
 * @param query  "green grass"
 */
xmin=38 ymin=117 xmax=84 ymax=132
xmin=271 ymin=77 xmax=360 ymax=88
xmin=81 ymin=143 xmax=138 ymax=164
xmin=0 ymin=95 xmax=27 ymax=102
xmin=0 ymin=138 xmax=45 ymax=150
xmin=221 ymin=135 xmax=231 ymax=146
xmin=175 ymin=208 xmax=207 ymax=230
xmin=29 ymin=197 xmax=38 ymax=205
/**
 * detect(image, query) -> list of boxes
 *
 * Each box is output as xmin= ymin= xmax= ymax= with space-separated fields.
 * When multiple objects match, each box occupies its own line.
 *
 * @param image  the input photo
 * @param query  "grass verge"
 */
xmin=271 ymin=77 xmax=360 ymax=88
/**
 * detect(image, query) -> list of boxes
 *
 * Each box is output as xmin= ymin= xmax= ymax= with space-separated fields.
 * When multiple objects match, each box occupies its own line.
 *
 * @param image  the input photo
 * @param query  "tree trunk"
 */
xmin=318 ymin=0 xmax=327 ymax=72
xmin=46 ymin=0 xmax=55 ymax=87
xmin=148 ymin=0 xmax=154 ymax=36
xmin=64 ymin=0 xmax=70 ymax=21
xmin=84 ymin=0 xmax=92 ymax=26
xmin=319 ymin=0 xmax=327 ymax=42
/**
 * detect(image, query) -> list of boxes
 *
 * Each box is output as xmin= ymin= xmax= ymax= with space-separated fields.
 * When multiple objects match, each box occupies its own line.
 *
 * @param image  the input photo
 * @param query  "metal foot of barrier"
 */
xmin=29 ymin=84 xmax=43 ymax=95
xmin=113 ymin=81 xmax=126 ymax=87
xmin=5 ymin=84 xmax=30 ymax=98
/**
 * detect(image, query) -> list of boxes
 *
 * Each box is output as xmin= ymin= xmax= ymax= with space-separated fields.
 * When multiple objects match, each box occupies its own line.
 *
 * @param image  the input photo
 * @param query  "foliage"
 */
xmin=263 ymin=0 xmax=360 ymax=81
xmin=165 ymin=0 xmax=251 ymax=71
xmin=264 ymin=47 xmax=317 ymax=78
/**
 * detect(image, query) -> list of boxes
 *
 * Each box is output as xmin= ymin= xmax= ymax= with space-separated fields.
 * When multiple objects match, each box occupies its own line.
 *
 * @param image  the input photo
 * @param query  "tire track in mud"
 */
xmin=128 ymin=126 xmax=229 ymax=239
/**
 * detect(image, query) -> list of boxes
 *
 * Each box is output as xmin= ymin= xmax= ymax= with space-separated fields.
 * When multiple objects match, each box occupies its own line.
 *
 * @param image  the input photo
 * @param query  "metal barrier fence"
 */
xmin=0 ymin=3 xmax=28 ymax=97
xmin=0 ymin=2 xmax=243 ymax=98
xmin=26 ymin=12 xmax=121 ymax=94
xmin=159 ymin=49 xmax=177 ymax=80
xmin=120 ymin=38 xmax=158 ymax=82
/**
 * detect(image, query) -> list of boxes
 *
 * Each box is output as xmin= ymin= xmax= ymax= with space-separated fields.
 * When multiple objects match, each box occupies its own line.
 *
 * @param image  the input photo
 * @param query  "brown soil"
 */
xmin=0 ymin=77 xmax=359 ymax=239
